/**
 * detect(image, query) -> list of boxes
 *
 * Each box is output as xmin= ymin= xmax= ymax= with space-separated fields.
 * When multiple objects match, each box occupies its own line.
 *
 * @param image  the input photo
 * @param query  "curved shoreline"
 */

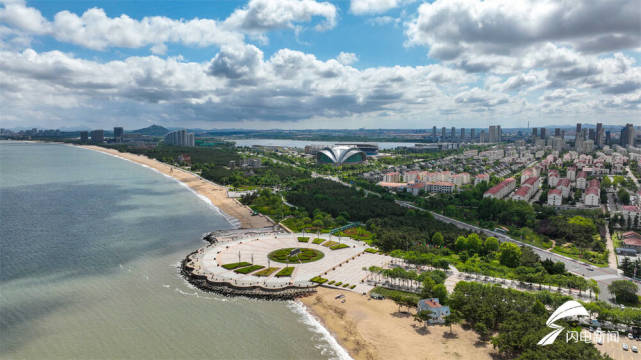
xmin=74 ymin=144 xmax=274 ymax=229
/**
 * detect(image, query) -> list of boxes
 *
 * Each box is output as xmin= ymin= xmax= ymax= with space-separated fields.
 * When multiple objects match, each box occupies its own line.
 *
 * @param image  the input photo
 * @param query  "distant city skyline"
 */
xmin=0 ymin=0 xmax=639 ymax=130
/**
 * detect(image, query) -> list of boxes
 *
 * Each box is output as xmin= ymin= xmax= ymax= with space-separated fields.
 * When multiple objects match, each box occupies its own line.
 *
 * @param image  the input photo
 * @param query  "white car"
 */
xmin=629 ymin=333 xmax=634 ymax=340
xmin=633 ymin=346 xmax=639 ymax=353
xmin=623 ymin=343 xmax=629 ymax=351
xmin=597 ymin=338 xmax=603 ymax=345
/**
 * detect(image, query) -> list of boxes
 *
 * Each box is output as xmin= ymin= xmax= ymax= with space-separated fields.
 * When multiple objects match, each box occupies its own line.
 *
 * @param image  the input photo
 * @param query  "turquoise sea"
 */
xmin=0 ymin=141 xmax=348 ymax=360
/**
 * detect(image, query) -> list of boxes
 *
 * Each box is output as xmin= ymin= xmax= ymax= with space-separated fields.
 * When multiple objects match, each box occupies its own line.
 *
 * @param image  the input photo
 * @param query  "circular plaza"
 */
xmin=182 ymin=232 xmax=390 ymax=298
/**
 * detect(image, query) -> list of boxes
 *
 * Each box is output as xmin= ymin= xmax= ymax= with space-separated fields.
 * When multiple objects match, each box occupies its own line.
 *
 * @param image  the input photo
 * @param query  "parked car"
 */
xmin=597 ymin=338 xmax=603 ymax=345
xmin=623 ymin=343 xmax=629 ymax=351
xmin=632 ymin=345 xmax=638 ymax=353
xmin=629 ymin=333 xmax=634 ymax=340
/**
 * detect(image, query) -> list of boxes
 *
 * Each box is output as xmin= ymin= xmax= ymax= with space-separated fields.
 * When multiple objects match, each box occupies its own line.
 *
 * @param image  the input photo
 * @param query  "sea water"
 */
xmin=0 ymin=141 xmax=347 ymax=360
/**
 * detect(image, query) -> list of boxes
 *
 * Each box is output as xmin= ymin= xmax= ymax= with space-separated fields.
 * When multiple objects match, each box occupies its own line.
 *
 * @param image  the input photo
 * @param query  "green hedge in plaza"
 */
xmin=234 ymin=265 xmax=265 ymax=274
xmin=222 ymin=262 xmax=252 ymax=270
xmin=310 ymin=276 xmax=328 ymax=284
xmin=268 ymin=248 xmax=324 ymax=264
xmin=364 ymin=248 xmax=379 ymax=254
xmin=275 ymin=267 xmax=295 ymax=277
xmin=330 ymin=244 xmax=349 ymax=250
xmin=297 ymin=237 xmax=310 ymax=243
xmin=254 ymin=267 xmax=280 ymax=277
xmin=312 ymin=238 xmax=325 ymax=245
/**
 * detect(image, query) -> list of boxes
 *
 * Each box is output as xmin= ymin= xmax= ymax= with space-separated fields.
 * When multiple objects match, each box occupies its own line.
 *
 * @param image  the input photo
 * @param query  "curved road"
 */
xmin=395 ymin=200 xmax=625 ymax=303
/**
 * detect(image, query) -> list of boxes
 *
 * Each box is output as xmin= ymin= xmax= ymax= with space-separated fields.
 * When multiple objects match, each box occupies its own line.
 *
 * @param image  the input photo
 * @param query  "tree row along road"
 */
xmin=394 ymin=200 xmax=625 ymax=304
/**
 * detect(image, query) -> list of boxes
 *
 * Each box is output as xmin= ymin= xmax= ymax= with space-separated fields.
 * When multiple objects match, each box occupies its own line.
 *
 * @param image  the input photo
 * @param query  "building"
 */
xmin=426 ymin=181 xmax=455 ymax=193
xmin=489 ymin=125 xmax=502 ymax=142
xmin=383 ymin=172 xmax=401 ymax=183
xmin=584 ymin=187 xmax=600 ymax=207
xmin=460 ymin=128 xmax=465 ymax=139
xmin=113 ymin=126 xmax=124 ymax=143
xmin=548 ymin=188 xmax=562 ymax=206
xmin=441 ymin=127 xmax=446 ymax=139
xmin=548 ymin=170 xmax=560 ymax=187
xmin=557 ymin=178 xmax=572 ymax=198
xmin=483 ymin=178 xmax=516 ymax=199
xmin=335 ymin=143 xmax=378 ymax=156
xmin=540 ymin=127 xmax=547 ymax=139
xmin=90 ymin=129 xmax=104 ymax=143
xmin=451 ymin=127 xmax=456 ymax=139
xmin=512 ymin=185 xmax=532 ymax=201
xmin=474 ymin=174 xmax=490 ymax=185
xmin=576 ymin=171 xmax=587 ymax=189
xmin=317 ymin=146 xmax=366 ymax=166
xmin=417 ymin=298 xmax=450 ymax=324
xmin=596 ymin=123 xmax=603 ymax=146
xmin=304 ymin=145 xmax=324 ymax=155
xmin=576 ymin=123 xmax=582 ymax=138
xmin=567 ymin=167 xmax=577 ymax=181
xmin=164 ymin=129 xmax=195 ymax=147
xmin=555 ymin=128 xmax=561 ymax=137
xmin=80 ymin=131 xmax=88 ymax=143
xmin=432 ymin=126 xmax=437 ymax=139
xmin=470 ymin=128 xmax=476 ymax=140
xmin=622 ymin=231 xmax=641 ymax=253
xmin=403 ymin=170 xmax=422 ymax=183
xmin=621 ymin=123 xmax=635 ymax=147
xmin=521 ymin=167 xmax=539 ymax=184
xmin=406 ymin=182 xmax=425 ymax=196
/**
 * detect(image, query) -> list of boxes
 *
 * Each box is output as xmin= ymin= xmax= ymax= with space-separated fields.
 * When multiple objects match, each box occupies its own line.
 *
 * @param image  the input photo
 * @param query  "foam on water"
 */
xmin=288 ymin=301 xmax=353 ymax=360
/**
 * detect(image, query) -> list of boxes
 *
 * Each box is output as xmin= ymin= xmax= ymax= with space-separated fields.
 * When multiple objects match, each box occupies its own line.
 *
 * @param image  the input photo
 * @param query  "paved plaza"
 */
xmin=188 ymin=232 xmax=390 ymax=293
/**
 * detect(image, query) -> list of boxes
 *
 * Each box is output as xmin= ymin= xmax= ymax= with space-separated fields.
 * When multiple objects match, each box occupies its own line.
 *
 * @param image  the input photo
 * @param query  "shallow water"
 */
xmin=0 ymin=141 xmax=346 ymax=360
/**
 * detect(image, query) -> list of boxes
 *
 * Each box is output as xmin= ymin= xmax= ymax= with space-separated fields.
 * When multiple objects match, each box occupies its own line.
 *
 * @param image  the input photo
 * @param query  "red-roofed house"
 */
xmin=584 ymin=186 xmax=600 ymax=207
xmin=622 ymin=231 xmax=641 ymax=253
xmin=483 ymin=178 xmax=516 ymax=199
xmin=383 ymin=172 xmax=401 ymax=183
xmin=548 ymin=188 xmax=562 ymax=206
xmin=567 ymin=167 xmax=577 ymax=181
xmin=557 ymin=178 xmax=572 ymax=198
xmin=512 ymin=185 xmax=533 ymax=201
xmin=548 ymin=170 xmax=560 ymax=187
xmin=576 ymin=171 xmax=588 ymax=189
xmin=474 ymin=173 xmax=490 ymax=185
xmin=426 ymin=181 xmax=455 ymax=193
xmin=406 ymin=182 xmax=426 ymax=196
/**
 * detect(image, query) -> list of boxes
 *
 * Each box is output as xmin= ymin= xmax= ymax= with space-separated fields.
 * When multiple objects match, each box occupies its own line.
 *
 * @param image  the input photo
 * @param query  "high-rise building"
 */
xmin=532 ymin=128 xmax=538 ymax=137
xmin=621 ymin=123 xmax=635 ymax=147
xmin=113 ymin=126 xmax=124 ymax=143
xmin=540 ymin=128 xmax=547 ymax=139
xmin=164 ymin=129 xmax=195 ymax=147
xmin=433 ymin=126 xmax=437 ymax=139
xmin=441 ymin=127 xmax=446 ymax=139
xmin=595 ymin=123 xmax=603 ymax=146
xmin=451 ymin=127 xmax=456 ymax=139
xmin=90 ymin=129 xmax=104 ymax=143
xmin=588 ymin=128 xmax=595 ymax=141
xmin=606 ymin=131 xmax=611 ymax=145
xmin=576 ymin=123 xmax=582 ymax=137
xmin=460 ymin=128 xmax=465 ymax=139
xmin=80 ymin=131 xmax=88 ymax=143
xmin=554 ymin=128 xmax=561 ymax=137
xmin=480 ymin=130 xmax=488 ymax=143
xmin=470 ymin=128 xmax=475 ymax=140
xmin=488 ymin=125 xmax=502 ymax=142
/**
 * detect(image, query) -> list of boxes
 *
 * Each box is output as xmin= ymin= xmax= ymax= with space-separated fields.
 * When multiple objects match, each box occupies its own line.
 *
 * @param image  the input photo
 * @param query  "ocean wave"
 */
xmin=287 ymin=301 xmax=353 ymax=360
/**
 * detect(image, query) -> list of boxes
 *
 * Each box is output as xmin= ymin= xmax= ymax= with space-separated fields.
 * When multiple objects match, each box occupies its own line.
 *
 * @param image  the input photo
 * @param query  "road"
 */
xmin=395 ymin=200 xmax=624 ymax=303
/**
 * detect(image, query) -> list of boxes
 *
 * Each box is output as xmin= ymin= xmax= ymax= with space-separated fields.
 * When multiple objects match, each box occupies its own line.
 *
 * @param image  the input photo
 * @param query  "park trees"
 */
xmin=608 ymin=280 xmax=640 ymax=305
xmin=499 ymin=243 xmax=521 ymax=268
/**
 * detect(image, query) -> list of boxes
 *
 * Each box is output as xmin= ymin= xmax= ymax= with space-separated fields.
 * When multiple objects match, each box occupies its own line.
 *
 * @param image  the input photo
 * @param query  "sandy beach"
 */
xmin=301 ymin=287 xmax=498 ymax=360
xmin=77 ymin=145 xmax=273 ymax=229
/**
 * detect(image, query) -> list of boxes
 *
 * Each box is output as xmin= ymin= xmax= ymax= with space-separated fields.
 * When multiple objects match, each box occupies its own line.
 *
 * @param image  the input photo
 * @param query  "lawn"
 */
xmin=371 ymin=286 xmax=420 ymax=303
xmin=254 ymin=267 xmax=280 ymax=277
xmin=330 ymin=243 xmax=349 ymax=250
xmin=312 ymin=238 xmax=325 ymax=245
xmin=364 ymin=248 xmax=379 ymax=254
xmin=234 ymin=265 xmax=265 ymax=274
xmin=551 ymin=244 xmax=609 ymax=267
xmin=222 ymin=262 xmax=252 ymax=270
xmin=322 ymin=240 xmax=339 ymax=247
xmin=297 ymin=237 xmax=310 ymax=243
xmin=268 ymin=248 xmax=325 ymax=264
xmin=310 ymin=276 xmax=328 ymax=284
xmin=275 ymin=267 xmax=295 ymax=277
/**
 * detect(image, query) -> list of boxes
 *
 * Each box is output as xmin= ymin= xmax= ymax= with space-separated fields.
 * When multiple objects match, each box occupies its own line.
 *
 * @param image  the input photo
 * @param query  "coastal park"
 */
xmin=183 ymin=231 xmax=392 ymax=296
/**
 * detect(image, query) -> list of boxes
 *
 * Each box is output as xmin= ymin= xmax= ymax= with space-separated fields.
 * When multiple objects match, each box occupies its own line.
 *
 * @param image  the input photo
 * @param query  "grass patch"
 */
xmin=350 ymin=285 xmax=356 ymax=289
xmin=297 ymin=237 xmax=310 ymax=243
xmin=234 ymin=265 xmax=265 ymax=274
xmin=328 ymin=280 xmax=335 ymax=285
xmin=330 ymin=243 xmax=350 ymax=250
xmin=342 ymin=283 xmax=350 ymax=288
xmin=268 ymin=248 xmax=325 ymax=264
xmin=312 ymin=238 xmax=325 ymax=245
xmin=335 ymin=282 xmax=343 ymax=286
xmin=222 ymin=262 xmax=252 ymax=270
xmin=275 ymin=267 xmax=295 ymax=277
xmin=323 ymin=240 xmax=339 ymax=247
xmin=254 ymin=267 xmax=280 ymax=277
xmin=310 ymin=276 xmax=328 ymax=284
xmin=364 ymin=248 xmax=379 ymax=254
xmin=551 ymin=245 xmax=609 ymax=267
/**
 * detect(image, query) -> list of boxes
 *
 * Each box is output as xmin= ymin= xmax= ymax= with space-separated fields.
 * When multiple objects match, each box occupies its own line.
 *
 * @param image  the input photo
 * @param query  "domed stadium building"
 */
xmin=316 ymin=145 xmax=366 ymax=166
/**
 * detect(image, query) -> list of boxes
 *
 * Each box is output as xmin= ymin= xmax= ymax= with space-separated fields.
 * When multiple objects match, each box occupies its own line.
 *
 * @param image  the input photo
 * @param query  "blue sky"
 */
xmin=0 ymin=0 xmax=639 ymax=130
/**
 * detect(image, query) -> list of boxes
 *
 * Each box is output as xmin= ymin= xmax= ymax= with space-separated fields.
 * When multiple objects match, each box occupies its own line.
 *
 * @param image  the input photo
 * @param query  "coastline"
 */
xmin=75 ymin=145 xmax=273 ymax=229
xmin=300 ymin=287 xmax=498 ymax=360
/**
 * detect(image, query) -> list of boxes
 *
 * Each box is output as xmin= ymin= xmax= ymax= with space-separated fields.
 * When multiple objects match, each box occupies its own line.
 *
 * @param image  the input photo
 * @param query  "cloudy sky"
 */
xmin=0 ymin=0 xmax=639 ymax=130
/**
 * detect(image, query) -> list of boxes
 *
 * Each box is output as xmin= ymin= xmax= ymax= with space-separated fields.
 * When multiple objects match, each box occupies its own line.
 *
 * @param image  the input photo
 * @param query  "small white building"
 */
xmin=548 ymin=189 xmax=562 ymax=206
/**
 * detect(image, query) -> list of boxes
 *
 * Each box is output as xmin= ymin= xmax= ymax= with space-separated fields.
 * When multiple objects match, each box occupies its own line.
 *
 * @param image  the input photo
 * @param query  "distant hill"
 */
xmin=129 ymin=125 xmax=169 ymax=136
